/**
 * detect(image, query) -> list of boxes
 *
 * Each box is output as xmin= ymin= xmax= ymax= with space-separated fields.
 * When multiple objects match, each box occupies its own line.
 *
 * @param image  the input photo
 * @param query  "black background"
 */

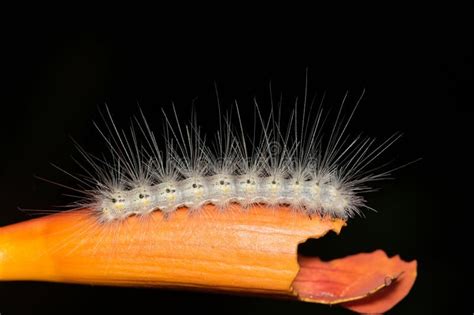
xmin=0 ymin=5 xmax=471 ymax=314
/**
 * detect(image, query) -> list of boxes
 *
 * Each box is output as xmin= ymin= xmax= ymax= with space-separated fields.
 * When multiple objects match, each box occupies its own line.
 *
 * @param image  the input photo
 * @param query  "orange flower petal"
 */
xmin=0 ymin=206 xmax=416 ymax=313
xmin=0 ymin=206 xmax=344 ymax=293
xmin=293 ymin=251 xmax=417 ymax=313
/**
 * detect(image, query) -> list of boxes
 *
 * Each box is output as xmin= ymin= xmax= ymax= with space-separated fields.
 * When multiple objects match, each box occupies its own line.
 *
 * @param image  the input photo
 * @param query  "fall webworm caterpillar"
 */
xmin=45 ymin=78 xmax=402 ymax=226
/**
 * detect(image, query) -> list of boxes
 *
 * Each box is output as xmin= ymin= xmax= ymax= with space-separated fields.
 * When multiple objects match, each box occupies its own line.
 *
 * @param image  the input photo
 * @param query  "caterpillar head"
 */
xmin=97 ymin=190 xmax=128 ymax=222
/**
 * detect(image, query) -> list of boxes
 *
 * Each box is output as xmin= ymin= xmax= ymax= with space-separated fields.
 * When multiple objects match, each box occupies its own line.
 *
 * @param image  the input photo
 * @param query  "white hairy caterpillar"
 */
xmin=57 ymin=84 xmax=401 ymax=224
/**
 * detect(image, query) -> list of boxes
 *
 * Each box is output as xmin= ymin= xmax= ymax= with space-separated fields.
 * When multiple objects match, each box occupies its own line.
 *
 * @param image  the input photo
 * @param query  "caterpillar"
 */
xmin=54 ymin=85 xmax=400 ymax=225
